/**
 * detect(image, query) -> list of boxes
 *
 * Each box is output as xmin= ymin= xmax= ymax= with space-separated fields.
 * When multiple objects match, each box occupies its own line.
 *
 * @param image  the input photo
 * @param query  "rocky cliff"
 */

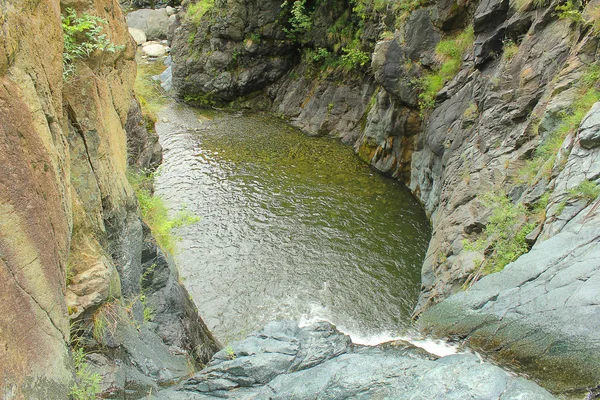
xmin=171 ymin=0 xmax=600 ymax=394
xmin=0 ymin=1 xmax=218 ymax=398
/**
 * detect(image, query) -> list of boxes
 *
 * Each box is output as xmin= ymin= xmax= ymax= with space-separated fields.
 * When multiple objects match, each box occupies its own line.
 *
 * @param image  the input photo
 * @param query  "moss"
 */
xmin=186 ymin=0 xmax=215 ymax=25
xmin=135 ymin=60 xmax=167 ymax=133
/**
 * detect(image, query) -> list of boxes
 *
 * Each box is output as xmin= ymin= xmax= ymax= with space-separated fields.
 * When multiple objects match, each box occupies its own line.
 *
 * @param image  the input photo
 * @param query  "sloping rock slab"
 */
xmin=157 ymin=321 xmax=554 ymax=399
xmin=419 ymin=201 xmax=600 ymax=394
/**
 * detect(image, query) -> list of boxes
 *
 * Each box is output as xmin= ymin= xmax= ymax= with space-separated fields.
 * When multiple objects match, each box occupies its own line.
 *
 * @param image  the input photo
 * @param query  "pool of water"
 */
xmin=154 ymin=103 xmax=431 ymax=343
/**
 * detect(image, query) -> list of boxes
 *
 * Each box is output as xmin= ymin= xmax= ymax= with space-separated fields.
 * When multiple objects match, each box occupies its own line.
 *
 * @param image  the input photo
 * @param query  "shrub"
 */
xmin=281 ymin=0 xmax=313 ymax=39
xmin=62 ymin=8 xmax=123 ymax=79
xmin=71 ymin=348 xmax=102 ymax=400
xmin=341 ymin=46 xmax=371 ymax=68
xmin=555 ymin=0 xmax=584 ymax=22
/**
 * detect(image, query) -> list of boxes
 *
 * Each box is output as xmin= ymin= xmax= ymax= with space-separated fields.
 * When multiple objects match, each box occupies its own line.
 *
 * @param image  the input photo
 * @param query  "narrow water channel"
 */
xmin=154 ymin=102 xmax=431 ymax=343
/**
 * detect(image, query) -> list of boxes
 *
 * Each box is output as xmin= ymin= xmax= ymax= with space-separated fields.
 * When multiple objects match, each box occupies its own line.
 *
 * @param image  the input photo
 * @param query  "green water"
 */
xmin=155 ymin=103 xmax=431 ymax=343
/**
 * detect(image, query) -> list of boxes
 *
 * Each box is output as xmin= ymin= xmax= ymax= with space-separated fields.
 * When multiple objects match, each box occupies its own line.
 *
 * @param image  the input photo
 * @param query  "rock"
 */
xmin=166 ymin=6 xmax=176 ymax=16
xmin=129 ymin=27 xmax=147 ymax=45
xmin=125 ymin=97 xmax=162 ymax=171
xmin=419 ymin=202 xmax=600 ymax=393
xmin=371 ymin=38 xmax=420 ymax=107
xmin=162 ymin=321 xmax=555 ymax=399
xmin=143 ymin=43 xmax=168 ymax=57
xmin=171 ymin=0 xmax=298 ymax=103
xmin=153 ymin=65 xmax=173 ymax=92
xmin=579 ymin=101 xmax=600 ymax=149
xmin=126 ymin=8 xmax=171 ymax=41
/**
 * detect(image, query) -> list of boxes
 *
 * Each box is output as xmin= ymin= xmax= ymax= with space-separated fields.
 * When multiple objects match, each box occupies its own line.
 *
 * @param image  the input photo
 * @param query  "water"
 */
xmin=154 ymin=103 xmax=431 ymax=344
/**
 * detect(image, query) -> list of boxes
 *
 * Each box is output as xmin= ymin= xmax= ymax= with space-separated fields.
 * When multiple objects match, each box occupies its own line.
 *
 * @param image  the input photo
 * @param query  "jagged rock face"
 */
xmin=0 ymin=1 xmax=73 ymax=397
xmin=170 ymin=0 xmax=600 ymax=394
xmin=171 ymin=0 xmax=297 ymax=104
xmin=419 ymin=199 xmax=600 ymax=393
xmin=158 ymin=321 xmax=555 ymax=399
xmin=0 ymin=0 xmax=217 ymax=397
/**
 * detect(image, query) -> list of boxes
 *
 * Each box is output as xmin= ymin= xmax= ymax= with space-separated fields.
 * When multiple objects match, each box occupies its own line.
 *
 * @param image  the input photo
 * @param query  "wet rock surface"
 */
xmin=156 ymin=321 xmax=555 ymax=399
xmin=168 ymin=0 xmax=600 ymax=394
xmin=419 ymin=198 xmax=600 ymax=393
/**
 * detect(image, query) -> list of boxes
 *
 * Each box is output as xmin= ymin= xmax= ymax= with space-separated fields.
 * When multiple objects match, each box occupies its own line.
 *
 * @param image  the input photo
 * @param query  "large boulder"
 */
xmin=126 ymin=8 xmax=171 ymax=40
xmin=129 ymin=27 xmax=147 ymax=45
xmin=158 ymin=321 xmax=555 ymax=399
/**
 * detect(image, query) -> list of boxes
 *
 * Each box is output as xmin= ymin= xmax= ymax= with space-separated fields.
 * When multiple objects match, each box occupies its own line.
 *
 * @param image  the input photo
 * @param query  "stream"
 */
xmin=154 ymin=102 xmax=431 ymax=344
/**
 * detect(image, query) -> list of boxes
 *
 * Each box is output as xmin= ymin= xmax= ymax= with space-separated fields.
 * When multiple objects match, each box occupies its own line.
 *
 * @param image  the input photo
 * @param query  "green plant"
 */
xmin=555 ymin=0 xmax=584 ymax=22
xmin=519 ymin=65 xmax=600 ymax=184
xmin=502 ymin=40 xmax=519 ymax=62
xmin=224 ymin=346 xmax=236 ymax=360
xmin=568 ymin=180 xmax=600 ymax=203
xmin=186 ymin=0 xmax=215 ymax=24
xmin=135 ymin=58 xmax=167 ymax=133
xmin=62 ymin=8 xmax=123 ymax=79
xmin=127 ymin=170 xmax=201 ymax=254
xmin=143 ymin=304 xmax=155 ymax=322
xmin=464 ymin=192 xmax=536 ymax=282
xmin=418 ymin=26 xmax=474 ymax=113
xmin=281 ymin=0 xmax=313 ymax=39
xmin=341 ymin=46 xmax=371 ymax=68
xmin=71 ymin=348 xmax=102 ymax=400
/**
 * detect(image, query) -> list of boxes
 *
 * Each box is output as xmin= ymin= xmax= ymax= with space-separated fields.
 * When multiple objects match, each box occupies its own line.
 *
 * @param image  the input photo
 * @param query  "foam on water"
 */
xmin=298 ymin=303 xmax=460 ymax=358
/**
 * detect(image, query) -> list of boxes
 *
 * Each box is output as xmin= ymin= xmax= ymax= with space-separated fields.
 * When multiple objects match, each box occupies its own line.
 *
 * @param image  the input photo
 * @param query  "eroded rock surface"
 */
xmin=158 ymin=321 xmax=555 ymax=399
xmin=171 ymin=0 xmax=600 ymax=394
xmin=0 ymin=0 xmax=218 ymax=398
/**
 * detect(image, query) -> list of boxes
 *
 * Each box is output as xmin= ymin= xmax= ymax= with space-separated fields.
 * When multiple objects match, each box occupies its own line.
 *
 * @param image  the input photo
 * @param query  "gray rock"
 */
xmin=162 ymin=321 xmax=554 ymax=399
xmin=129 ymin=27 xmax=147 ymax=45
xmin=126 ymin=8 xmax=171 ymax=41
xmin=143 ymin=43 xmax=168 ymax=57
xmin=372 ymin=38 xmax=420 ymax=107
xmin=579 ymin=101 xmax=600 ymax=149
xmin=125 ymin=97 xmax=162 ymax=171
xmin=419 ymin=203 xmax=600 ymax=393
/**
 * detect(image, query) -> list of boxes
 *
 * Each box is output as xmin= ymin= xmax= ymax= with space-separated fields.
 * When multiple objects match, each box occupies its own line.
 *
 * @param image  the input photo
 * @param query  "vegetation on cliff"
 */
xmin=62 ymin=8 xmax=123 ymax=79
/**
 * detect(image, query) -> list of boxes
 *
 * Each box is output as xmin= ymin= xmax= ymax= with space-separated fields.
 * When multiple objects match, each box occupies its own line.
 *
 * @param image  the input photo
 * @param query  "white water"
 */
xmin=299 ymin=303 xmax=460 ymax=358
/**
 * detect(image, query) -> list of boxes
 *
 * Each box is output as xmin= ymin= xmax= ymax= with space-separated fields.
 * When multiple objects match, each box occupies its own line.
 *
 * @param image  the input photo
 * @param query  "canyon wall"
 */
xmin=0 ymin=1 xmax=218 ymax=398
xmin=171 ymin=0 xmax=600 ymax=393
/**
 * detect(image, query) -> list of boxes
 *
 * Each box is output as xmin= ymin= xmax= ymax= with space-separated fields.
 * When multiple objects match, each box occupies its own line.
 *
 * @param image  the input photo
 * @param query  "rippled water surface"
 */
xmin=155 ymin=103 xmax=431 ymax=342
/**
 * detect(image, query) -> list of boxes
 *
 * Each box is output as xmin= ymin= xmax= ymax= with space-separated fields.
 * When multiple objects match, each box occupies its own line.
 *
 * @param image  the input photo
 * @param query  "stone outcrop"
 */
xmin=0 ymin=0 xmax=218 ymax=398
xmin=126 ymin=8 xmax=172 ymax=40
xmin=170 ymin=0 xmax=298 ymax=105
xmin=158 ymin=321 xmax=555 ymax=399
xmin=171 ymin=0 xmax=600 ymax=394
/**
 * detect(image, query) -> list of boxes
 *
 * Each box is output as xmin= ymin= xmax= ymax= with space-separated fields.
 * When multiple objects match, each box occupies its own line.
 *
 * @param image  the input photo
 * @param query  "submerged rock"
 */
xmin=157 ymin=321 xmax=555 ymax=399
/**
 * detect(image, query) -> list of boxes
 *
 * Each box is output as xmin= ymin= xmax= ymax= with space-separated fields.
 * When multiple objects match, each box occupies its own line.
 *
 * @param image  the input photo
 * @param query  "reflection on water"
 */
xmin=155 ymin=103 xmax=431 ymax=343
